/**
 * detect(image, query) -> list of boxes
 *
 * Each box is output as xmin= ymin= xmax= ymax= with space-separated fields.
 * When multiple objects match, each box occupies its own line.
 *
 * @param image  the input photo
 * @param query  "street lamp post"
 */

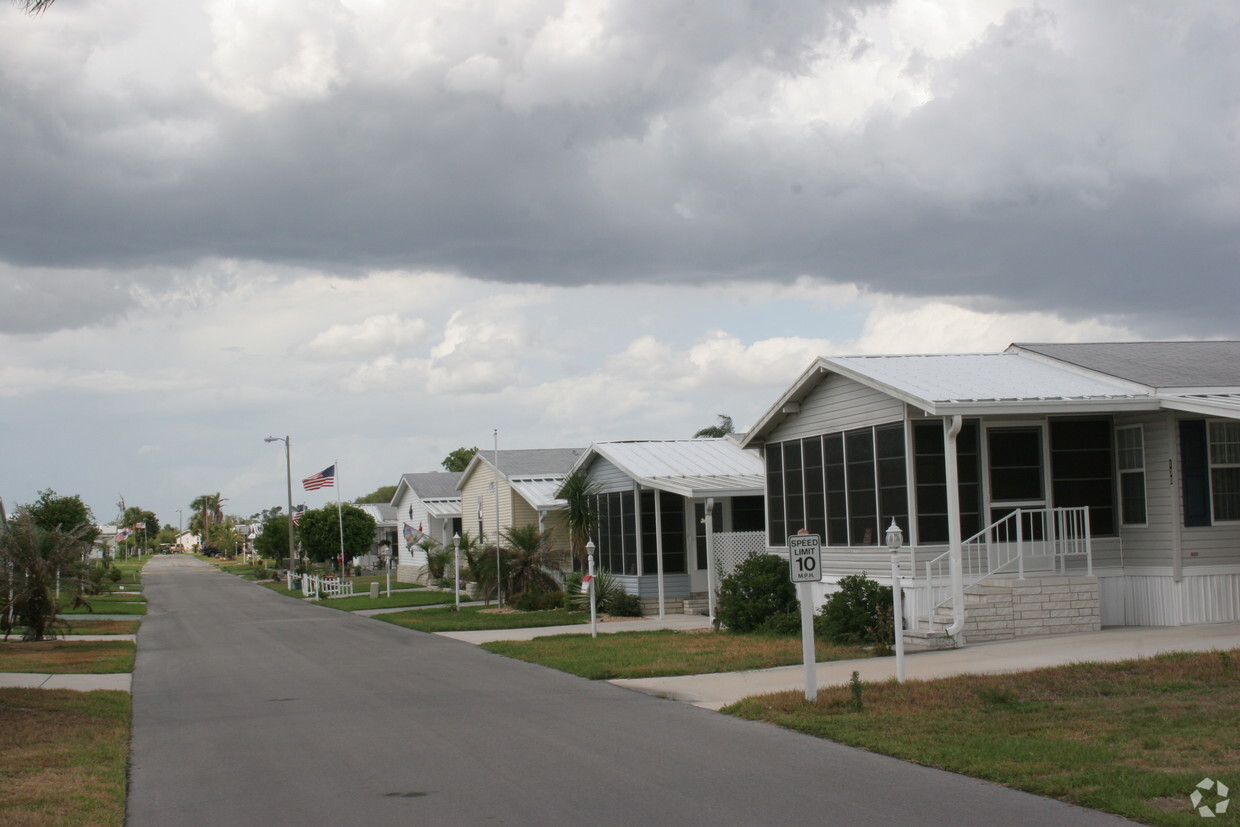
xmin=586 ymin=539 xmax=597 ymax=639
xmin=453 ymin=533 xmax=461 ymax=612
xmin=264 ymin=435 xmax=296 ymax=587
xmin=885 ymin=519 xmax=906 ymax=683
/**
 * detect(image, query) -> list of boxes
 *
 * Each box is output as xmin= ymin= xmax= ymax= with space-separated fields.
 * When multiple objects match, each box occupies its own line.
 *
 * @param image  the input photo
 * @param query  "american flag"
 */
xmin=292 ymin=506 xmax=306 ymax=526
xmin=302 ymin=465 xmax=335 ymax=491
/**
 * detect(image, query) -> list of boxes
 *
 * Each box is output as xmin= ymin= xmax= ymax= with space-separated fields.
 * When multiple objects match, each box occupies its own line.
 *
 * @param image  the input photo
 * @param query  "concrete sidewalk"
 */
xmin=435 ymin=612 xmax=714 ymax=643
xmin=0 ymin=673 xmax=132 ymax=691
xmin=611 ymin=621 xmax=1240 ymax=709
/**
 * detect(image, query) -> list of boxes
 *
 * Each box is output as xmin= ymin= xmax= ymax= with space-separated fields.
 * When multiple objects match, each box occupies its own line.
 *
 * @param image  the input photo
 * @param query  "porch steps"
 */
xmin=682 ymin=594 xmax=710 ymax=616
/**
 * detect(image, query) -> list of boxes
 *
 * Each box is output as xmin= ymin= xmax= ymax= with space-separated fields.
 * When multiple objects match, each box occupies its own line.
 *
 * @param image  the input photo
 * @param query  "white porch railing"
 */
xmin=922 ymin=506 xmax=1092 ymax=627
xmin=301 ymin=574 xmax=355 ymax=599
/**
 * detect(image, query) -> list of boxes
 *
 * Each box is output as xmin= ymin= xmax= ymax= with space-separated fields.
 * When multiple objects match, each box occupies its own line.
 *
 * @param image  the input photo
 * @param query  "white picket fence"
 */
xmin=301 ymin=573 xmax=355 ymax=599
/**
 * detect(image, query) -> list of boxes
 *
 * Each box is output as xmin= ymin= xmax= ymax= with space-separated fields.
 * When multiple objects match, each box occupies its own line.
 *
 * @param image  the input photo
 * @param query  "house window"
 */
xmin=730 ymin=496 xmax=766 ymax=532
xmin=802 ymin=437 xmax=827 ymax=540
xmin=912 ymin=420 xmax=980 ymax=545
xmin=824 ymin=434 xmax=848 ymax=546
xmin=1209 ymin=421 xmax=1240 ymax=522
xmin=845 ymin=429 xmax=877 ymax=545
xmin=1116 ymin=425 xmax=1147 ymax=525
xmin=1050 ymin=418 xmax=1116 ymax=536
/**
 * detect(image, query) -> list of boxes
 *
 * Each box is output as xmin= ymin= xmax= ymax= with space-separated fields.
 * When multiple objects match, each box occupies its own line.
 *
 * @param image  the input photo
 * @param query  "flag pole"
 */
xmin=335 ymin=459 xmax=346 ymax=576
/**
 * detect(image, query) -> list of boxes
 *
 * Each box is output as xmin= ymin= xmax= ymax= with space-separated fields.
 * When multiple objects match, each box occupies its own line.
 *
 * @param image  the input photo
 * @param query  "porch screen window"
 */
xmin=1050 ymin=419 xmax=1116 ymax=536
xmin=1116 ymin=425 xmax=1147 ymax=525
xmin=802 ymin=436 xmax=827 ymax=540
xmin=641 ymin=492 xmax=686 ymax=574
xmin=1209 ymin=421 xmax=1240 ymax=522
xmin=763 ymin=425 xmax=907 ymax=547
xmin=765 ymin=444 xmax=785 ymax=546
xmin=824 ymin=434 xmax=848 ymax=546
xmin=912 ymin=420 xmax=981 ymax=545
xmin=594 ymin=492 xmax=638 ymax=575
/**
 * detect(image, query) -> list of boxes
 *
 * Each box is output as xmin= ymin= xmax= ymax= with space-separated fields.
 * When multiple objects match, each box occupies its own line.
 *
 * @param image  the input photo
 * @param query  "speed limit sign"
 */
xmin=788 ymin=534 xmax=822 ymax=583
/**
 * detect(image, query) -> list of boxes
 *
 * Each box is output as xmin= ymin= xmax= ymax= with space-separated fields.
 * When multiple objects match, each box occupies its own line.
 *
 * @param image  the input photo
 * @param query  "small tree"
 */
xmin=500 ymin=525 xmax=559 ymax=597
xmin=297 ymin=505 xmax=377 ymax=570
xmin=254 ymin=514 xmax=292 ymax=563
xmin=441 ymin=447 xmax=479 ymax=473
xmin=1 ymin=510 xmax=88 ymax=641
xmin=557 ymin=470 xmax=599 ymax=569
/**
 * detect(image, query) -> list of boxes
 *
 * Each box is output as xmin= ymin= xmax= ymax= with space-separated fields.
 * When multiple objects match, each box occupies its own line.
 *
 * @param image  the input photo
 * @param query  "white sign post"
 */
xmin=789 ymin=533 xmax=822 ymax=702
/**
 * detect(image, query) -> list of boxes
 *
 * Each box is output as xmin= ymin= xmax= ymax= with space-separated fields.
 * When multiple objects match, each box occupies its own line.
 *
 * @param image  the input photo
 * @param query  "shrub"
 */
xmin=815 ymin=573 xmax=893 ymax=648
xmin=716 ymin=552 xmax=798 ymax=633
xmin=511 ymin=591 xmax=565 ymax=612
xmin=608 ymin=593 xmax=643 ymax=617
xmin=107 ymin=567 xmax=123 ymax=583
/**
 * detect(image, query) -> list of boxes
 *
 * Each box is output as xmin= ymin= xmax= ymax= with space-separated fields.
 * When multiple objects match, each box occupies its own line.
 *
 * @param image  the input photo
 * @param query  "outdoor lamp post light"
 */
xmin=586 ymin=539 xmax=597 ymax=639
xmin=885 ymin=518 xmax=906 ymax=683
xmin=264 ymin=435 xmax=296 ymax=587
xmin=453 ymin=533 xmax=461 ymax=612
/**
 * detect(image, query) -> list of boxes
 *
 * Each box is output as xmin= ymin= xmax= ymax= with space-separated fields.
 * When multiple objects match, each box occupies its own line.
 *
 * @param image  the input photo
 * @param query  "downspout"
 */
xmin=944 ymin=415 xmax=966 ymax=639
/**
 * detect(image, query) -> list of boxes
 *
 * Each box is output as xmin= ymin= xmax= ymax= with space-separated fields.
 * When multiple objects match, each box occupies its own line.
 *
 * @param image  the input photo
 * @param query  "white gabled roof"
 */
xmin=577 ymin=439 xmax=765 ymax=498
xmin=823 ymin=353 xmax=1153 ymax=413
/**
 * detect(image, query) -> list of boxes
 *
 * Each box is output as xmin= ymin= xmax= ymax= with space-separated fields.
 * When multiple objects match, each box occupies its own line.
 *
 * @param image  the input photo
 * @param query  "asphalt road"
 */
xmin=128 ymin=556 xmax=1135 ymax=826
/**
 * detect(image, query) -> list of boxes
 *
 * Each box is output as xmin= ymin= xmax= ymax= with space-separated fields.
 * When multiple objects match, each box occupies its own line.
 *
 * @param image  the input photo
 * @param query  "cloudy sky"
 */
xmin=1 ymin=0 xmax=1235 ymax=531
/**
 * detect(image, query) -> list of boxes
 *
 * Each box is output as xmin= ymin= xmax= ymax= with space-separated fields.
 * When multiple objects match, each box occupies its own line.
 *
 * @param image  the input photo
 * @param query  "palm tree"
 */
xmin=500 ymin=525 xmax=559 ymax=597
xmin=189 ymin=493 xmax=226 ymax=544
xmin=557 ymin=470 xmax=599 ymax=570
xmin=16 ymin=1 xmax=56 ymax=13
xmin=1 ymin=510 xmax=87 ymax=641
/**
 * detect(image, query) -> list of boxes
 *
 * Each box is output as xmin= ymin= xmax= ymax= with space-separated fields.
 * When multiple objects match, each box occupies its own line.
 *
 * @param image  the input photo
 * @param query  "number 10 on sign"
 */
xmin=788 ymin=534 xmax=822 ymax=583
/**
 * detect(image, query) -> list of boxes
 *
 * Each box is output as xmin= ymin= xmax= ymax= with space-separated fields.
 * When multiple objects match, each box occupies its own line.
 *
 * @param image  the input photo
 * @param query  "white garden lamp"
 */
xmin=453 ymin=532 xmax=461 ymax=612
xmin=585 ymin=539 xmax=597 ymax=639
xmin=885 ymin=518 xmax=906 ymax=683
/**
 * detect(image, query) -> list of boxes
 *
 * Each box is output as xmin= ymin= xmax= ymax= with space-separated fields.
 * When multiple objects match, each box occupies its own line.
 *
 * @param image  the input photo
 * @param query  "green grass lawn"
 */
xmin=482 ymin=629 xmax=873 ymax=680
xmin=316 ymin=590 xmax=460 ymax=611
xmin=0 ymin=641 xmax=135 ymax=674
xmin=723 ymin=649 xmax=1240 ymax=827
xmin=60 ymin=597 xmax=148 ymax=616
xmin=0 ymin=688 xmax=129 ymax=826
xmin=11 ymin=620 xmax=140 ymax=637
xmin=377 ymin=605 xmax=589 ymax=633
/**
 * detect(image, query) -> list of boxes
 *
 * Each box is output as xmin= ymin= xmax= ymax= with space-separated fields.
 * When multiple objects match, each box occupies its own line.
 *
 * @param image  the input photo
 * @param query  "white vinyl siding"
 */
xmin=767 ymin=373 xmax=904 ymax=444
xmin=586 ymin=457 xmax=635 ymax=494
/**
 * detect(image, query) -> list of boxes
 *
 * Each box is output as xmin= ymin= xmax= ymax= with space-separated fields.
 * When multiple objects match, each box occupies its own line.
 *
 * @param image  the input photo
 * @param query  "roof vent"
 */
xmin=782 ymin=402 xmax=801 ymax=414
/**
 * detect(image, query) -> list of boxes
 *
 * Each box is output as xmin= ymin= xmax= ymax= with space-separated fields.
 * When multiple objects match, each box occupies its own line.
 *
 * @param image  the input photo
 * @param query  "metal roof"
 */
xmin=1012 ymin=341 xmax=1240 ymax=390
xmin=823 ymin=353 xmax=1152 ymax=414
xmin=580 ymin=439 xmax=765 ymax=498
xmin=355 ymin=503 xmax=398 ymax=524
xmin=509 ymin=477 xmax=568 ymax=511
xmin=421 ymin=498 xmax=462 ymax=518
xmin=458 ymin=447 xmax=585 ymax=488
xmin=394 ymin=472 xmax=461 ymax=501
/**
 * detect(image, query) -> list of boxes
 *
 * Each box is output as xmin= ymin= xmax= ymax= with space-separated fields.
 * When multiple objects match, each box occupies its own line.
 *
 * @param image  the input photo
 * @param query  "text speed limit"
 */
xmin=788 ymin=534 xmax=822 ymax=583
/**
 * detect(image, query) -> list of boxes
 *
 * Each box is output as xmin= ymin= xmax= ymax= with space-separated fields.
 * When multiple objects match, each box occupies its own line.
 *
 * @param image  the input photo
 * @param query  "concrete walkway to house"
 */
xmin=609 ymin=621 xmax=1240 ymax=709
xmin=0 ymin=634 xmax=138 ymax=691
xmin=435 ymin=612 xmax=714 ymax=643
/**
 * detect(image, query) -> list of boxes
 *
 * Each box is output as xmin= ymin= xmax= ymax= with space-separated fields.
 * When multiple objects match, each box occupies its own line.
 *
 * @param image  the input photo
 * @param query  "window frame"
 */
xmin=1208 ymin=420 xmax=1240 ymax=524
xmin=1115 ymin=424 xmax=1148 ymax=527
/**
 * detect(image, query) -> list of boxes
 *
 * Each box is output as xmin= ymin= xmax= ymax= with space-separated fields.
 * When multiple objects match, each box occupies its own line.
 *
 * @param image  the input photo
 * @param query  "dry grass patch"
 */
xmin=10 ymin=621 xmax=139 ymax=637
xmin=482 ymin=629 xmax=873 ymax=680
xmin=0 ymin=642 xmax=135 ymax=674
xmin=724 ymin=649 xmax=1240 ymax=826
xmin=0 ymin=688 xmax=129 ymax=826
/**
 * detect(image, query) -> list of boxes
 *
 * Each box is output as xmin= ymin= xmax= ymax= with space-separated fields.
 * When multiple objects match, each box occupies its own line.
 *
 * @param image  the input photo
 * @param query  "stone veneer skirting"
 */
xmin=961 ymin=576 xmax=1101 ymax=643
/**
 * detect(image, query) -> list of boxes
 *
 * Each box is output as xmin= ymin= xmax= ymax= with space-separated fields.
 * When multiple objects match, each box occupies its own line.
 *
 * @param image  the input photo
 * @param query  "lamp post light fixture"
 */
xmin=453 ymin=532 xmax=461 ymax=612
xmin=264 ymin=435 xmax=296 ymax=587
xmin=885 ymin=518 xmax=906 ymax=683
xmin=586 ymin=539 xmax=597 ymax=639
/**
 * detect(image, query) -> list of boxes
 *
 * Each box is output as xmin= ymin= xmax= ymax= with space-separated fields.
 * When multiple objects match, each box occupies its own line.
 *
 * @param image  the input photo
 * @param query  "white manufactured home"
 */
xmin=569 ymin=438 xmax=766 ymax=616
xmin=390 ymin=472 xmax=462 ymax=582
xmin=741 ymin=341 xmax=1240 ymax=644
